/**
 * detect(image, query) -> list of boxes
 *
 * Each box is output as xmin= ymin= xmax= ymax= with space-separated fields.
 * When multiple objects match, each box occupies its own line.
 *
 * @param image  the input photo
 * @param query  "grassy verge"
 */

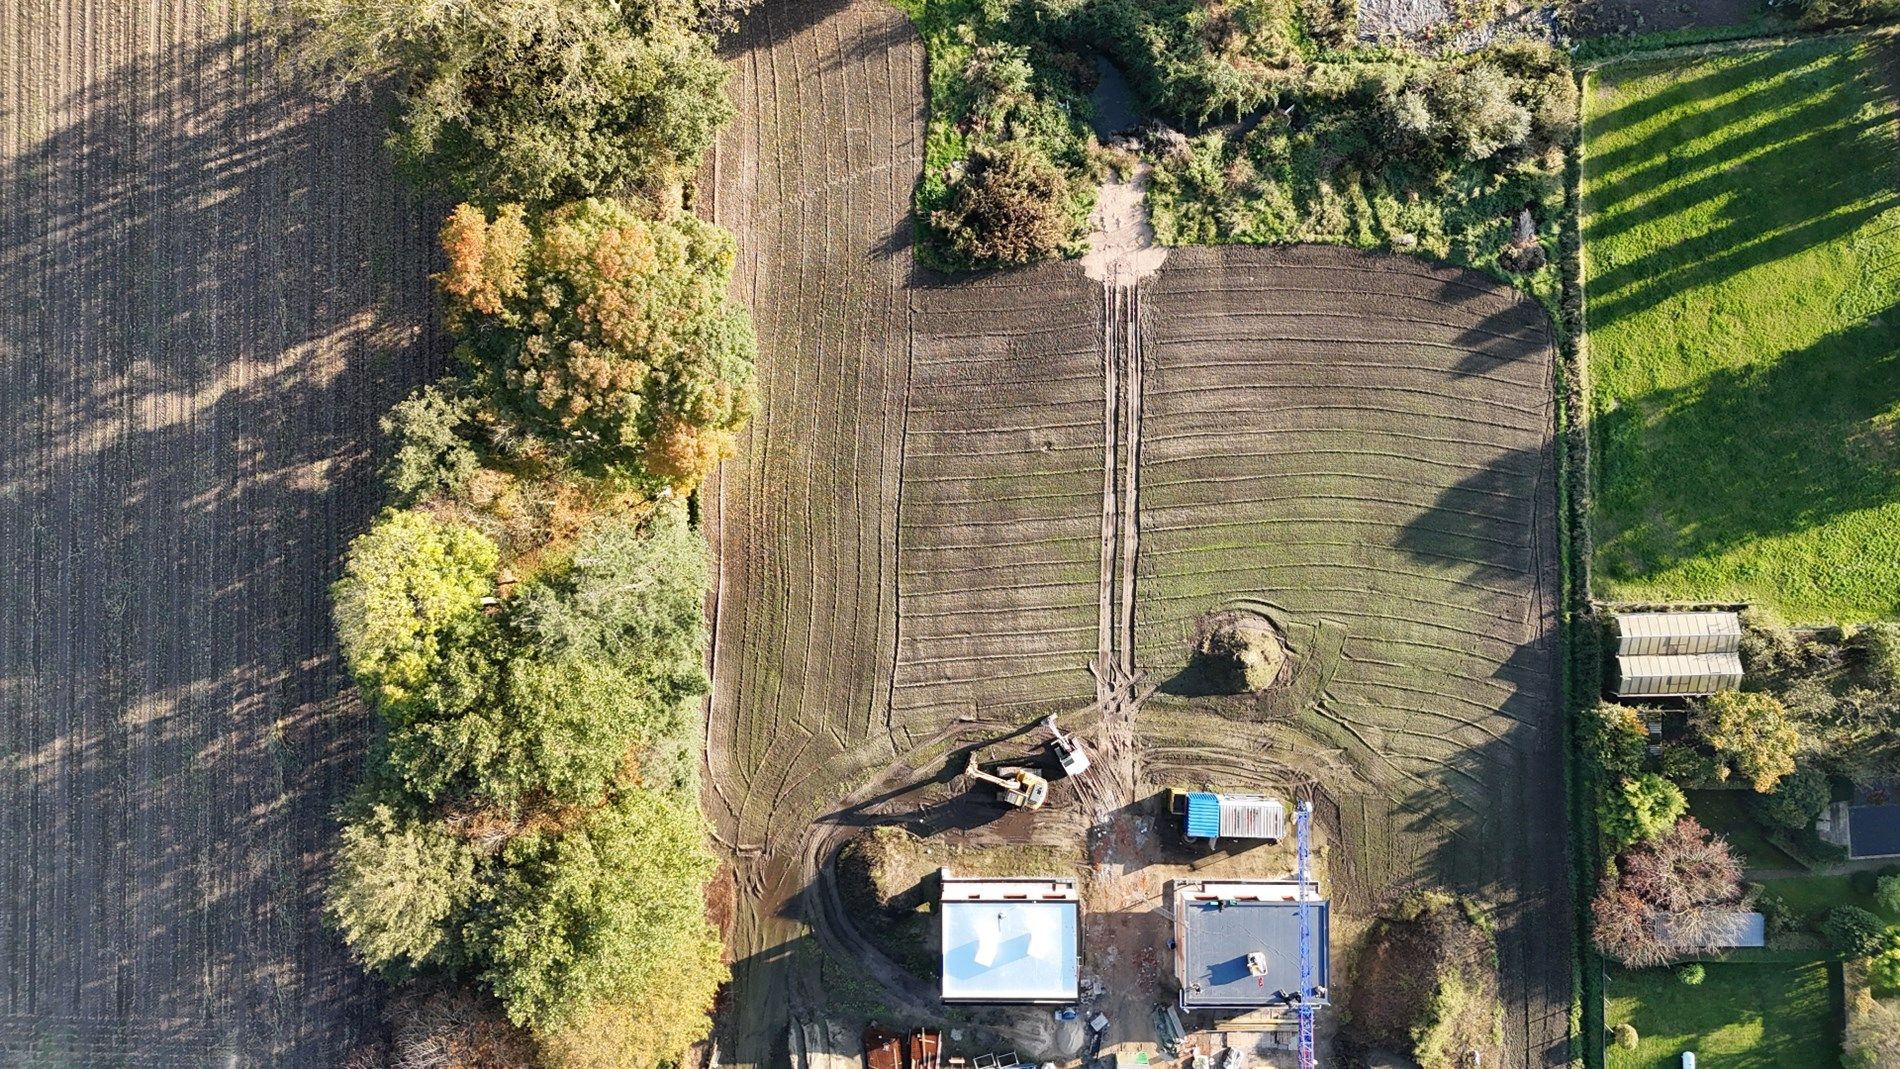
xmin=1604 ymin=962 xmax=1844 ymax=1067
xmin=1581 ymin=35 xmax=1900 ymax=624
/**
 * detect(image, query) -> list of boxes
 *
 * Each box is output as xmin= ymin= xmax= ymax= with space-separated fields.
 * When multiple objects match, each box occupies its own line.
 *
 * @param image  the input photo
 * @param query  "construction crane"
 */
xmin=1295 ymin=798 xmax=1316 ymax=1069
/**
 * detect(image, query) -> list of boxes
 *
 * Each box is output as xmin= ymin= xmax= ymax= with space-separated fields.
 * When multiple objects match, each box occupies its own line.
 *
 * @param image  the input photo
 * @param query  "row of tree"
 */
xmin=278 ymin=0 xmax=756 ymax=1064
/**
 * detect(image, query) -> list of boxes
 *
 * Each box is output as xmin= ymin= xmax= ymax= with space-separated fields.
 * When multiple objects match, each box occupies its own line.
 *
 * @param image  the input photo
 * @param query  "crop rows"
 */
xmin=702 ymin=0 xmax=926 ymax=1059
xmin=894 ymin=271 xmax=1105 ymax=726
xmin=1133 ymin=246 xmax=1568 ymax=1066
xmin=0 ymin=0 xmax=444 ymax=1064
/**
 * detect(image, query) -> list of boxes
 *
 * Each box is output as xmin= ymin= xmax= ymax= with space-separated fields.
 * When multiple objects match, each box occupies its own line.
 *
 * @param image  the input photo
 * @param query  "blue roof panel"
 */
xmin=1185 ymin=792 xmax=1221 ymax=838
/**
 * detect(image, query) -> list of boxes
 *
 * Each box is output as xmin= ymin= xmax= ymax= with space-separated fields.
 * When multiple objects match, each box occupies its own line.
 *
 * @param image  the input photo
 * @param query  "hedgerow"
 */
xmin=283 ymin=0 xmax=749 ymax=1063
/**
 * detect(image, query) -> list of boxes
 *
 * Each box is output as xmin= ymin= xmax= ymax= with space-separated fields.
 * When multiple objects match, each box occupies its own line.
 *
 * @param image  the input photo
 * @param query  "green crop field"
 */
xmin=1582 ymin=37 xmax=1900 ymax=623
xmin=1605 ymin=962 xmax=1842 ymax=1068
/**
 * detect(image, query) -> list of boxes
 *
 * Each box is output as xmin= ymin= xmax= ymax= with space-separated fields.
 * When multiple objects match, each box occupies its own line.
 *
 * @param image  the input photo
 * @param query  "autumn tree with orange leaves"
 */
xmin=436 ymin=199 xmax=754 ymax=491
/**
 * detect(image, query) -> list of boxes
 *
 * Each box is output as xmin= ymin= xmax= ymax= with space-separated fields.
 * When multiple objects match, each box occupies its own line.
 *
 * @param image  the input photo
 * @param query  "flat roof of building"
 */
xmin=1850 ymin=804 xmax=1900 ymax=858
xmin=1173 ymin=881 xmax=1329 ymax=1011
xmin=940 ymin=875 xmax=1079 ymax=1004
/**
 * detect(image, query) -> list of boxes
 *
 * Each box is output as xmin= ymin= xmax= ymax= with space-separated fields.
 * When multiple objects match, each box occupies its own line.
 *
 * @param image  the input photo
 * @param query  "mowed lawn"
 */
xmin=1605 ymin=963 xmax=1842 ymax=1068
xmin=1583 ymin=38 xmax=1900 ymax=623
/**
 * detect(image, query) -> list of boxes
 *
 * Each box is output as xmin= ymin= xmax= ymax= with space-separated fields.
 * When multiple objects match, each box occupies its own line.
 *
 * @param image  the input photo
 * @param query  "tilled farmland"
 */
xmin=0 ymin=1 xmax=444 ymax=1064
xmin=709 ymin=4 xmax=1569 ymax=1064
xmin=1133 ymin=247 xmax=1569 ymax=1064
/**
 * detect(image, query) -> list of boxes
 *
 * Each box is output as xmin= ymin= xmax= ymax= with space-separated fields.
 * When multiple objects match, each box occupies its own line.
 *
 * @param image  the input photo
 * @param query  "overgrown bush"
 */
xmin=438 ymin=200 xmax=755 ymax=483
xmin=1828 ymin=905 xmax=1890 ymax=959
xmin=1783 ymin=0 xmax=1900 ymax=27
xmin=281 ymin=0 xmax=734 ymax=205
xmin=1676 ymin=962 xmax=1705 ymax=985
xmin=327 ymin=801 xmax=479 ymax=975
xmin=1612 ymin=1022 xmax=1638 ymax=1050
xmin=1854 ymin=622 xmax=1900 ymax=692
xmin=381 ymin=384 xmax=485 ymax=504
xmin=1346 ymin=891 xmax=1502 ymax=1069
xmin=1581 ymin=702 xmax=1648 ymax=778
xmin=930 ymin=142 xmax=1084 ymax=265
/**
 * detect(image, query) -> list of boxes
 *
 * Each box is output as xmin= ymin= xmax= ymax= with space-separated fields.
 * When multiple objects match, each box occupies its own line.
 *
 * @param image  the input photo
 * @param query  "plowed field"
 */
xmin=709 ymin=5 xmax=1568 ymax=1067
xmin=1133 ymin=247 xmax=1569 ymax=1065
xmin=0 ymin=1 xmax=443 ymax=1064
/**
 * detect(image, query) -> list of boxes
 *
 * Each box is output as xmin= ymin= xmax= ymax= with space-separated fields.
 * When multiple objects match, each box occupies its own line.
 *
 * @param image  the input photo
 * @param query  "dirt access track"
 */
xmin=704 ymin=0 xmax=1571 ymax=1065
xmin=0 ymin=1 xmax=443 ymax=1064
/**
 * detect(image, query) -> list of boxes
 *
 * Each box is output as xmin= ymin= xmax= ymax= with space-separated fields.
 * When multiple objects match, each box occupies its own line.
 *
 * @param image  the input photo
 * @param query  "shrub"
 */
xmin=441 ymin=199 xmax=756 ymax=477
xmin=1754 ymin=766 xmax=1830 ymax=830
xmin=380 ymin=382 xmax=483 ymax=503
xmin=1853 ymin=622 xmax=1900 ymax=692
xmin=930 ymin=142 xmax=1080 ymax=266
xmin=1612 ymin=1022 xmax=1639 ymax=1049
xmin=1598 ymin=773 xmax=1687 ymax=852
xmin=1828 ymin=905 xmax=1890 ymax=958
xmin=326 ymin=802 xmax=479 ymax=974
xmin=1581 ymin=703 xmax=1648 ymax=778
xmin=1692 ymin=690 xmax=1802 ymax=793
xmin=1881 ymin=875 xmax=1900 ymax=915
xmin=1676 ymin=962 xmax=1706 ymax=985
xmin=1870 ymin=937 xmax=1900 ymax=990
xmin=282 ymin=0 xmax=733 ymax=206
xmin=332 ymin=510 xmax=499 ymax=711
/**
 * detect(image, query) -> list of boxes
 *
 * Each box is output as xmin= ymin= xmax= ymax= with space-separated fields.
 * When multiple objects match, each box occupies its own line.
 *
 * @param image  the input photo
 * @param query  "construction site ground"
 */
xmin=706 ymin=1 xmax=1571 ymax=1066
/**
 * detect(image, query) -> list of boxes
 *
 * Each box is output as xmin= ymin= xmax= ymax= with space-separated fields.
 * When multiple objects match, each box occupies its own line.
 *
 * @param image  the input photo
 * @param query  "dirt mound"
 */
xmin=1195 ymin=610 xmax=1289 ymax=693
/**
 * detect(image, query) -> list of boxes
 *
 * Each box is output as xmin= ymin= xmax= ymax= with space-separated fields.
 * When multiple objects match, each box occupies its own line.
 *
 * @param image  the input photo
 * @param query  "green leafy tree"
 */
xmin=1754 ymin=765 xmax=1830 ymax=830
xmin=440 ymin=200 xmax=755 ymax=479
xmin=1580 ymin=703 xmax=1649 ymax=778
xmin=327 ymin=801 xmax=479 ymax=973
xmin=930 ymin=142 xmax=1080 ymax=266
xmin=332 ymin=510 xmax=499 ymax=711
xmin=380 ymin=382 xmax=483 ymax=503
xmin=1693 ymin=690 xmax=1803 ymax=792
xmin=1598 ymin=773 xmax=1687 ymax=852
xmin=472 ymin=787 xmax=727 ymax=1030
xmin=281 ymin=0 xmax=732 ymax=205
xmin=1827 ymin=905 xmax=1889 ymax=958
xmin=1880 ymin=875 xmax=1900 ymax=916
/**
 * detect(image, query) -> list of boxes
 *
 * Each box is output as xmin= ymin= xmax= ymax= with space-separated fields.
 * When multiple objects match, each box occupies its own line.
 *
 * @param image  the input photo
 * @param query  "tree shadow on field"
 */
xmin=721 ymin=0 xmax=857 ymax=57
xmin=1585 ymin=42 xmax=1900 ymax=329
xmin=1589 ymin=308 xmax=1900 ymax=602
xmin=0 ymin=23 xmax=443 ymax=1067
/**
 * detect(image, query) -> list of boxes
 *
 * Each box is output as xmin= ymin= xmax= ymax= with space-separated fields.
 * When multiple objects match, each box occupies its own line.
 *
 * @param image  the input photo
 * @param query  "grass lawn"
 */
xmin=1605 ymin=962 xmax=1842 ymax=1067
xmin=1689 ymin=790 xmax=1801 ymax=868
xmin=1582 ymin=37 xmax=1900 ymax=624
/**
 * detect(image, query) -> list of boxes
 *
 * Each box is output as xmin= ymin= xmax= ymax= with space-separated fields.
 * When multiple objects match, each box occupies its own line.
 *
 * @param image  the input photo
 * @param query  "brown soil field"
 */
xmin=0 ymin=1 xmax=444 ymax=1064
xmin=1133 ymin=246 xmax=1569 ymax=1066
xmin=707 ymin=4 xmax=1569 ymax=1066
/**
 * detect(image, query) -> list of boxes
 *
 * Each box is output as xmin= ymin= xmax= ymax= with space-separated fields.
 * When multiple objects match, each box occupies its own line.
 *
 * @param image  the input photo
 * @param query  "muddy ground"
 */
xmin=0 ymin=1 xmax=443 ymax=1063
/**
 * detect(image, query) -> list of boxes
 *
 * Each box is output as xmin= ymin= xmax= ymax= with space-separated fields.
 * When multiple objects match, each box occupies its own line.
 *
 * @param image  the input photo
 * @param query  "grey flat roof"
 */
xmin=1178 ymin=895 xmax=1330 ymax=1009
xmin=1850 ymin=805 xmax=1900 ymax=858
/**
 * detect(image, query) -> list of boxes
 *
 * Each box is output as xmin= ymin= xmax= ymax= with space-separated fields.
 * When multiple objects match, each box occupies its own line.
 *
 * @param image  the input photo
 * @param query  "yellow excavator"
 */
xmin=963 ymin=757 xmax=1050 ymax=810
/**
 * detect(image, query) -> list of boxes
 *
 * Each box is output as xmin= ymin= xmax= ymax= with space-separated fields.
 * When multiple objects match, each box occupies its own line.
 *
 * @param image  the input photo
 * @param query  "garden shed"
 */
xmin=1611 ymin=611 xmax=1743 ymax=656
xmin=1612 ymin=653 xmax=1744 ymax=698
